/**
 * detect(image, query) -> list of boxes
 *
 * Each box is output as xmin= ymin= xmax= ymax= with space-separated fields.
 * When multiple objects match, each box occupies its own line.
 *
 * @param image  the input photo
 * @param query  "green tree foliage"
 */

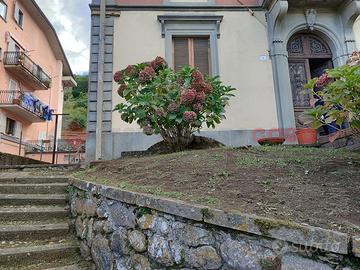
xmin=114 ymin=57 xmax=235 ymax=151
xmin=63 ymin=75 xmax=88 ymax=129
xmin=304 ymin=65 xmax=360 ymax=135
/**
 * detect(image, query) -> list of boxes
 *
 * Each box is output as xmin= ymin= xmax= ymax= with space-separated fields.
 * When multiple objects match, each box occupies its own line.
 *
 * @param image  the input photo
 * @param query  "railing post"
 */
xmin=18 ymin=131 xmax=23 ymax=156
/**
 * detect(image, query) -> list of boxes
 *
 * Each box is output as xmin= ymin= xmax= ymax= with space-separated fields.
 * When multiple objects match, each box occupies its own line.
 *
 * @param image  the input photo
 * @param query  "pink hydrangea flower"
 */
xmin=117 ymin=84 xmax=127 ymax=97
xmin=139 ymin=66 xmax=156 ymax=83
xmin=195 ymin=91 xmax=206 ymax=103
xmin=315 ymin=74 xmax=331 ymax=87
xmin=124 ymin=65 xmax=137 ymax=76
xmin=167 ymin=102 xmax=180 ymax=113
xmin=193 ymin=103 xmax=203 ymax=112
xmin=155 ymin=108 xmax=165 ymax=117
xmin=180 ymin=89 xmax=197 ymax=104
xmin=151 ymin=56 xmax=167 ymax=70
xmin=113 ymin=71 xmax=123 ymax=82
xmin=192 ymin=70 xmax=204 ymax=82
xmin=183 ymin=111 xmax=197 ymax=123
xmin=202 ymin=83 xmax=213 ymax=94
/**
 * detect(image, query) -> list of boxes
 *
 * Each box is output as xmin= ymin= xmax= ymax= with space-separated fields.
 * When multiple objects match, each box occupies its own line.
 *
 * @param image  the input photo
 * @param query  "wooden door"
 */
xmin=288 ymin=59 xmax=312 ymax=128
xmin=287 ymin=33 xmax=333 ymax=128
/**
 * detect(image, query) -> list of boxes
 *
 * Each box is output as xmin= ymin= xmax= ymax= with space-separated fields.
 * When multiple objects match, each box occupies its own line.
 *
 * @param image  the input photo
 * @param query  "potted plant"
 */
xmin=302 ymin=61 xmax=360 ymax=143
xmin=295 ymin=128 xmax=318 ymax=145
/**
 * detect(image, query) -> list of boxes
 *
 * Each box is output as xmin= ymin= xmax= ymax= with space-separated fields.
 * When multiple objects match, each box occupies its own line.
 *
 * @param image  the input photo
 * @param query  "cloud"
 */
xmin=35 ymin=0 xmax=91 ymax=74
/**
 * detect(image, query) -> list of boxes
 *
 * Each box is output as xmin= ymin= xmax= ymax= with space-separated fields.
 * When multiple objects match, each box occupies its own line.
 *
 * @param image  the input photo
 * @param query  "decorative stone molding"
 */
xmin=69 ymin=178 xmax=360 ymax=269
xmin=341 ymin=0 xmax=360 ymax=53
xmin=305 ymin=9 xmax=317 ymax=31
xmin=157 ymin=15 xmax=223 ymax=39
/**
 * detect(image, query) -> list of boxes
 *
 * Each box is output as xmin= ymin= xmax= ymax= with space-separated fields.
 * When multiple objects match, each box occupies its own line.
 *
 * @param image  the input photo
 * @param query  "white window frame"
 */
xmin=14 ymin=2 xmax=24 ymax=28
xmin=158 ymin=15 xmax=222 ymax=76
xmin=0 ymin=0 xmax=7 ymax=21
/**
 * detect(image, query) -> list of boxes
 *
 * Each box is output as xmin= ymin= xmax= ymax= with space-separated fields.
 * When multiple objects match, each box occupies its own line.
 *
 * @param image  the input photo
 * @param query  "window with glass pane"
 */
xmin=0 ymin=1 xmax=7 ymax=20
xmin=5 ymin=118 xmax=16 ymax=136
xmin=173 ymin=37 xmax=211 ymax=75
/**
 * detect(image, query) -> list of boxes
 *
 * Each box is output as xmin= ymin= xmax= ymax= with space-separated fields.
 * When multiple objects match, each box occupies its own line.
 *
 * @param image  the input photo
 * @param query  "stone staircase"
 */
xmin=0 ymin=176 xmax=89 ymax=270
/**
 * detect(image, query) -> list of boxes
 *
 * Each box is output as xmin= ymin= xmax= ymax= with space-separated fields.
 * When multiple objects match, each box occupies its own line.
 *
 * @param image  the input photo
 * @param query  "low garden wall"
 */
xmin=69 ymin=179 xmax=360 ymax=270
xmin=0 ymin=152 xmax=45 ymax=165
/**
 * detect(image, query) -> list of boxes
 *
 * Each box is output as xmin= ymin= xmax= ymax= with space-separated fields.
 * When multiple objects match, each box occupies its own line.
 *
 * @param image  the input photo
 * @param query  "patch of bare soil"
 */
xmin=76 ymin=146 xmax=360 ymax=235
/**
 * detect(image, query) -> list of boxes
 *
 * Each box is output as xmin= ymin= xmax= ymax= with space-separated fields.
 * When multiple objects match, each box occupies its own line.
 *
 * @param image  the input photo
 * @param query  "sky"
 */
xmin=35 ymin=0 xmax=91 ymax=75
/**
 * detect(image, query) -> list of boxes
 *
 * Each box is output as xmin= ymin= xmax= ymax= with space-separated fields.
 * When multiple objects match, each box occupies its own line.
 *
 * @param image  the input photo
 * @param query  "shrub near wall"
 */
xmin=70 ymin=179 xmax=360 ymax=270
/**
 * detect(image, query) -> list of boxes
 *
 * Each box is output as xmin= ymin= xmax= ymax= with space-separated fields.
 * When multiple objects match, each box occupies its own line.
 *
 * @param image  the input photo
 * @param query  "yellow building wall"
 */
xmin=111 ymin=11 xmax=278 ymax=133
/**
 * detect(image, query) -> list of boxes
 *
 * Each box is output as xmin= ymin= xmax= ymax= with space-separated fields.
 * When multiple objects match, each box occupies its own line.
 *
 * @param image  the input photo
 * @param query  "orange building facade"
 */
xmin=0 ymin=0 xmax=76 ymax=156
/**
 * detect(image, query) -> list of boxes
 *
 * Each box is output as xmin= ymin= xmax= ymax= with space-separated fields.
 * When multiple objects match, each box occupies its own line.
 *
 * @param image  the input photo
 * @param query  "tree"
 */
xmin=114 ymin=57 xmax=235 ymax=151
xmin=63 ymin=75 xmax=88 ymax=129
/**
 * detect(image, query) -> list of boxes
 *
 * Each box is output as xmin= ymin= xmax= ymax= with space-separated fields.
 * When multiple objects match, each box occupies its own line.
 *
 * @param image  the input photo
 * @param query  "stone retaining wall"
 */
xmin=0 ymin=152 xmax=45 ymax=165
xmin=69 ymin=179 xmax=360 ymax=270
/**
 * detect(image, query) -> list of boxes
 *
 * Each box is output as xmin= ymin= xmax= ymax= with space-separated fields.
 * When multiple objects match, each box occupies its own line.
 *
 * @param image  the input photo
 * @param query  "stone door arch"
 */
xmin=287 ymin=33 xmax=333 ymax=128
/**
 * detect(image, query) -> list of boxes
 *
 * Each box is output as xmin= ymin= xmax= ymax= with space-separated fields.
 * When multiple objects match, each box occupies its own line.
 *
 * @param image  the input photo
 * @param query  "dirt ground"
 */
xmin=73 ymin=146 xmax=360 ymax=235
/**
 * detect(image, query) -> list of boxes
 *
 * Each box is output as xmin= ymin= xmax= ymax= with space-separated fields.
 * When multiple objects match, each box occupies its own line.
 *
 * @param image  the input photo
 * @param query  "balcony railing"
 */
xmin=3 ymin=52 xmax=51 ymax=89
xmin=0 ymin=90 xmax=49 ymax=121
xmin=25 ymin=139 xmax=86 ymax=153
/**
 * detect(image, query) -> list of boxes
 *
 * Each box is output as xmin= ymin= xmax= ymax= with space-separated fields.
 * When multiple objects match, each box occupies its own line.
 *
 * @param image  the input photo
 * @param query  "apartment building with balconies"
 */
xmin=0 ymin=0 xmax=76 ymax=156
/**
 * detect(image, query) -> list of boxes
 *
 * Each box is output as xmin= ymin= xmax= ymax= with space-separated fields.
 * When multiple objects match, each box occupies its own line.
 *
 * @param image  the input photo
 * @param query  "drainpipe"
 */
xmin=95 ymin=0 xmax=106 ymax=160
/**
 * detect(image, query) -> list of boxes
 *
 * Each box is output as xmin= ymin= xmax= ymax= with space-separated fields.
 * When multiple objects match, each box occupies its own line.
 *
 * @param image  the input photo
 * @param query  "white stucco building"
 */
xmin=87 ymin=0 xmax=360 ymax=161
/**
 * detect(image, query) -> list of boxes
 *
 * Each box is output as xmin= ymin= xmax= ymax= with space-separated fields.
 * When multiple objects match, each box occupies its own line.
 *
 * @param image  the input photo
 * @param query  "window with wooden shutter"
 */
xmin=173 ymin=38 xmax=189 ymax=72
xmin=173 ymin=37 xmax=211 ymax=75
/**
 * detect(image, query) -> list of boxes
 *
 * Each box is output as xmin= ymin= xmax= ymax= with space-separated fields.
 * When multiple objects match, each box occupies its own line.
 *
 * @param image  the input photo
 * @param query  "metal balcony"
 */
xmin=3 ymin=52 xmax=52 ymax=90
xmin=0 ymin=90 xmax=48 ymax=122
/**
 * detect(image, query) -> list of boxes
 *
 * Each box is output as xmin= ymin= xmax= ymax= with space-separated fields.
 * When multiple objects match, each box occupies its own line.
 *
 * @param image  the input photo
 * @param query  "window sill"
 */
xmin=0 ymin=133 xmax=20 ymax=144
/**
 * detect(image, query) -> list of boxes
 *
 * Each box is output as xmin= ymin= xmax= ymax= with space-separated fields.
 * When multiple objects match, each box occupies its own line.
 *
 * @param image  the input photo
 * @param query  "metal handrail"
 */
xmin=0 ymin=90 xmax=45 ymax=119
xmin=25 ymin=139 xmax=86 ymax=153
xmin=3 ymin=51 xmax=51 ymax=88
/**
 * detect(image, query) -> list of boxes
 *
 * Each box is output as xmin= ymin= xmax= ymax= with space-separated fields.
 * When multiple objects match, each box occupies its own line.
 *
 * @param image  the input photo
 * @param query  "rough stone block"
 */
xmin=220 ymin=238 xmax=274 ymax=270
xmin=187 ymin=246 xmax=222 ymax=270
xmin=110 ymin=227 xmax=131 ymax=256
xmin=137 ymin=214 xmax=155 ymax=230
xmin=91 ymin=234 xmax=113 ymax=270
xmin=128 ymin=230 xmax=147 ymax=252
xmin=352 ymin=236 xmax=360 ymax=257
xmin=173 ymin=222 xmax=214 ymax=247
xmin=281 ymin=254 xmax=333 ymax=270
xmin=131 ymin=254 xmax=151 ymax=270
xmin=148 ymin=234 xmax=174 ymax=266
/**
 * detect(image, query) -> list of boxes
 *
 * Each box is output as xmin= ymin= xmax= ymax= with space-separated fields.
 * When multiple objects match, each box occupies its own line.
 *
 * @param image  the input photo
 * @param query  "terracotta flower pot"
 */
xmin=295 ymin=128 xmax=317 ymax=145
xmin=258 ymin=137 xmax=285 ymax=146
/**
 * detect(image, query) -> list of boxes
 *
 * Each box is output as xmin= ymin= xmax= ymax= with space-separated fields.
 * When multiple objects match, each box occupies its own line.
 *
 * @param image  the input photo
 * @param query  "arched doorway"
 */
xmin=287 ymin=33 xmax=333 ymax=128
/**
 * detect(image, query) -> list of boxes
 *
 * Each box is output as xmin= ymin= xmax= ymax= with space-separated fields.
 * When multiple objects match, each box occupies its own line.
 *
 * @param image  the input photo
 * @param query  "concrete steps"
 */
xmin=0 ymin=194 xmax=67 ymax=206
xmin=0 ymin=174 xmax=88 ymax=269
xmin=0 ymin=206 xmax=68 ymax=221
xmin=0 ymin=177 xmax=68 ymax=184
xmin=0 ymin=223 xmax=69 ymax=241
xmin=0 ymin=243 xmax=79 ymax=266
xmin=0 ymin=183 xmax=68 ymax=194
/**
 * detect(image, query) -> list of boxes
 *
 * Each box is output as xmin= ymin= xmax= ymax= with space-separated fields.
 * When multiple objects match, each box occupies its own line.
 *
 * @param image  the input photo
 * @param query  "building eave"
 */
xmin=21 ymin=0 xmax=75 ymax=79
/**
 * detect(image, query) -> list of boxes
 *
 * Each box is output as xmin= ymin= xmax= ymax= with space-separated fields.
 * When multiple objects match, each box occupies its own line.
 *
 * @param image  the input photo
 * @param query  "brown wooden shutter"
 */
xmin=194 ymin=38 xmax=210 ymax=75
xmin=173 ymin=38 xmax=189 ymax=72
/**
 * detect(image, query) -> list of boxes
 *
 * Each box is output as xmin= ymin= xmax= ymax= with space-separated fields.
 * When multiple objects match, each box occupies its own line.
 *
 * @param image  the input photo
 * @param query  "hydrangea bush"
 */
xmin=114 ymin=57 xmax=235 ymax=150
xmin=304 ymin=63 xmax=360 ymax=136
